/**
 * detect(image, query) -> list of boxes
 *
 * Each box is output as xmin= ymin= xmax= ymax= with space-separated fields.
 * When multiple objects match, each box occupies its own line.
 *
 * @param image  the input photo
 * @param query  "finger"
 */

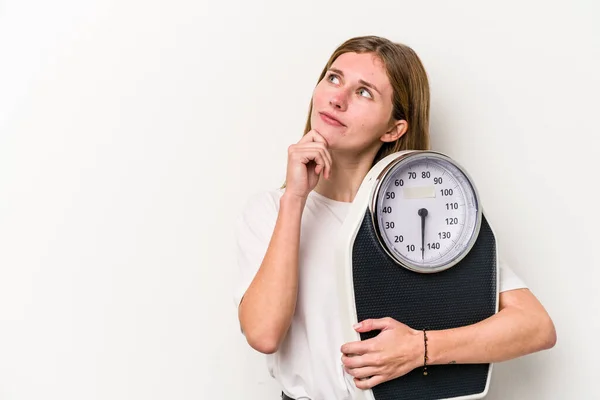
xmin=303 ymin=152 xmax=327 ymax=175
xmin=293 ymin=143 xmax=332 ymax=172
xmin=345 ymin=365 xmax=380 ymax=379
xmin=292 ymin=150 xmax=328 ymax=175
xmin=321 ymin=147 xmax=332 ymax=179
xmin=317 ymin=148 xmax=331 ymax=179
xmin=301 ymin=129 xmax=329 ymax=147
xmin=354 ymin=374 xmax=385 ymax=390
xmin=314 ymin=162 xmax=324 ymax=176
xmin=298 ymin=130 xmax=318 ymax=144
xmin=341 ymin=353 xmax=379 ymax=369
xmin=311 ymin=130 xmax=329 ymax=147
xmin=296 ymin=142 xmax=332 ymax=179
xmin=340 ymin=338 xmax=377 ymax=356
xmin=354 ymin=318 xmax=393 ymax=333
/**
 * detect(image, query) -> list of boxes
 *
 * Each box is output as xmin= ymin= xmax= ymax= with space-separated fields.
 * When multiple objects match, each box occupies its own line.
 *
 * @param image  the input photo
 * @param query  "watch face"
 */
xmin=373 ymin=152 xmax=482 ymax=273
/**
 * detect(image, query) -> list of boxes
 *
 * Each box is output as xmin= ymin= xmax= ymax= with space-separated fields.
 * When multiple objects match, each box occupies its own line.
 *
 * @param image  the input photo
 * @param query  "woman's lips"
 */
xmin=319 ymin=112 xmax=345 ymax=127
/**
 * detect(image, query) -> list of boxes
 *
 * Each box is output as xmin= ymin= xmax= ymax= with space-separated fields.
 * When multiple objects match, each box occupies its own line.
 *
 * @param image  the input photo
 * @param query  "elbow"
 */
xmin=244 ymin=329 xmax=281 ymax=354
xmin=239 ymin=314 xmax=282 ymax=354
xmin=238 ymin=298 xmax=287 ymax=354
xmin=249 ymin=339 xmax=279 ymax=355
xmin=542 ymin=317 xmax=557 ymax=350
xmin=536 ymin=313 xmax=557 ymax=351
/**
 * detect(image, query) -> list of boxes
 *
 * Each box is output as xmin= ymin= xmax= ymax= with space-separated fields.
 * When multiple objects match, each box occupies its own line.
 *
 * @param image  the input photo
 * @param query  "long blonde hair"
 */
xmin=305 ymin=35 xmax=430 ymax=164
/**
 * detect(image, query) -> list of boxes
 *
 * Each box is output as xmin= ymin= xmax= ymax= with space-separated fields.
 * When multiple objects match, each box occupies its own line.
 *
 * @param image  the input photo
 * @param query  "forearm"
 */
xmin=238 ymin=193 xmax=305 ymax=353
xmin=426 ymin=292 xmax=556 ymax=365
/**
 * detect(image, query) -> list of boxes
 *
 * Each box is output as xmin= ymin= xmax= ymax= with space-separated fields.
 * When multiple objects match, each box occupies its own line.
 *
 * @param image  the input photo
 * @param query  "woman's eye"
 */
xmin=327 ymin=74 xmax=340 ymax=84
xmin=358 ymin=88 xmax=373 ymax=99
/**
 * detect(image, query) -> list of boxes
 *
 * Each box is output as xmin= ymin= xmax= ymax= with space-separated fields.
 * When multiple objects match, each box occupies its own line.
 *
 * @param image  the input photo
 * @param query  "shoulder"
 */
xmin=235 ymin=188 xmax=284 ymax=236
xmin=239 ymin=188 xmax=284 ymax=216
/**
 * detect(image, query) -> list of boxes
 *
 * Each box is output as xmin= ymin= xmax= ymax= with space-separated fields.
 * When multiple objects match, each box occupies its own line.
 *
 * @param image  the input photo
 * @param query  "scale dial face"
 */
xmin=373 ymin=152 xmax=482 ymax=273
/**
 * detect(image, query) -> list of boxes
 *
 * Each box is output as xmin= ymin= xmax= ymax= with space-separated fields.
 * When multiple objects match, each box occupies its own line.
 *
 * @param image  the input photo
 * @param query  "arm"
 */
xmin=237 ymin=129 xmax=332 ymax=354
xmin=427 ymin=288 xmax=557 ymax=365
xmin=238 ymin=193 xmax=305 ymax=354
xmin=341 ymin=288 xmax=556 ymax=389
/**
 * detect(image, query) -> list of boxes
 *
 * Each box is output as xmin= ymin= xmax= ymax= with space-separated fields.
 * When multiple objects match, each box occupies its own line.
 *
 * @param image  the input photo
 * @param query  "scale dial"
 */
xmin=372 ymin=152 xmax=482 ymax=273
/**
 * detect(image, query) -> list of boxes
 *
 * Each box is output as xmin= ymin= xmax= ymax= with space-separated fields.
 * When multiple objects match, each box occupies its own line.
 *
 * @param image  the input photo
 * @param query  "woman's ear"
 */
xmin=381 ymin=119 xmax=408 ymax=143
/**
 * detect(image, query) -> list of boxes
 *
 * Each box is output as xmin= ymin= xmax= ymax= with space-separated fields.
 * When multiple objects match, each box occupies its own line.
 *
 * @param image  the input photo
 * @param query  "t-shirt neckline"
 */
xmin=309 ymin=190 xmax=353 ymax=207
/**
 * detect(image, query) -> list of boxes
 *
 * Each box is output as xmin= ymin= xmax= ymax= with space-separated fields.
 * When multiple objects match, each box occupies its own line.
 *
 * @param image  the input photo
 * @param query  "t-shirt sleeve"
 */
xmin=498 ymin=258 xmax=528 ymax=292
xmin=232 ymin=190 xmax=280 ymax=310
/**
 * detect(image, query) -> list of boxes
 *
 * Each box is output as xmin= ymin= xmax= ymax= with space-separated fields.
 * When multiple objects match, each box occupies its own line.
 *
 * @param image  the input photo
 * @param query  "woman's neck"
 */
xmin=313 ymin=150 xmax=377 ymax=203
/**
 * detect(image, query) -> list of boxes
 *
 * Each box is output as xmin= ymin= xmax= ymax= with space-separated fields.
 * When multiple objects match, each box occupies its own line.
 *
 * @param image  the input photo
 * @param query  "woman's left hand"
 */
xmin=340 ymin=317 xmax=423 ymax=389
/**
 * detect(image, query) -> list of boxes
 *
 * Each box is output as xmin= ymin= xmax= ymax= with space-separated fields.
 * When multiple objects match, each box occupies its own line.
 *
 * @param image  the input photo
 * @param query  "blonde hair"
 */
xmin=304 ymin=35 xmax=430 ymax=165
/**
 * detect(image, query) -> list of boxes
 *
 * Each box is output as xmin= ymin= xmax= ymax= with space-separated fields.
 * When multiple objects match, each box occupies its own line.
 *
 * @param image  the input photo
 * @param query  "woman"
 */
xmin=233 ymin=35 xmax=556 ymax=400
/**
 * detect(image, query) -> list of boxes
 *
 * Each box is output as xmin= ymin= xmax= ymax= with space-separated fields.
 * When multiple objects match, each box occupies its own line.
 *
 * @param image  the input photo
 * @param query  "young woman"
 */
xmin=234 ymin=35 xmax=556 ymax=400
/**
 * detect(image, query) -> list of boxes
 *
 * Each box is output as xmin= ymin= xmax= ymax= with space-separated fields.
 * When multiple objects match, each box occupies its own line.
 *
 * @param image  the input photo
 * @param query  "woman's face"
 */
xmin=310 ymin=51 xmax=400 ymax=154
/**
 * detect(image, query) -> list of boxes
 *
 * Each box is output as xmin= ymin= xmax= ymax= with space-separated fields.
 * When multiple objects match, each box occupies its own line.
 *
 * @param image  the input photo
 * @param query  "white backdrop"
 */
xmin=0 ymin=1 xmax=598 ymax=399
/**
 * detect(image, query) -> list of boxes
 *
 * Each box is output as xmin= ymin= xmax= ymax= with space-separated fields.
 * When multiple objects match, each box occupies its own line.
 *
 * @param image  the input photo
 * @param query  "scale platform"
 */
xmin=336 ymin=151 xmax=499 ymax=400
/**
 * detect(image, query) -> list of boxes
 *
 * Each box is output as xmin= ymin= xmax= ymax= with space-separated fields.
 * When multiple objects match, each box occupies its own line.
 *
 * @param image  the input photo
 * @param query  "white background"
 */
xmin=0 ymin=0 xmax=598 ymax=399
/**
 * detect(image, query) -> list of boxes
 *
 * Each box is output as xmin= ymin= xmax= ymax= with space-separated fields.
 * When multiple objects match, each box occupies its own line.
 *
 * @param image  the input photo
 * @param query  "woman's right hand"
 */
xmin=284 ymin=129 xmax=333 ymax=200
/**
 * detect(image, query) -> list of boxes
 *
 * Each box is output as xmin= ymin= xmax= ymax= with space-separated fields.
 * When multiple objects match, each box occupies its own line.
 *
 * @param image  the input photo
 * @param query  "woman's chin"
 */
xmin=312 ymin=125 xmax=343 ymax=147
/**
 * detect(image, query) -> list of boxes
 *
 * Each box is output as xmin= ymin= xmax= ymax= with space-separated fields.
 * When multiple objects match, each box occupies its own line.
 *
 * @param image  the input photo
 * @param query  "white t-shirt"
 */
xmin=233 ymin=188 xmax=527 ymax=400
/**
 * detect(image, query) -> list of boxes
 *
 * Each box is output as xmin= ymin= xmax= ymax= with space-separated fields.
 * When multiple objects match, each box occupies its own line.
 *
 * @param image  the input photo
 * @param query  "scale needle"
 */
xmin=418 ymin=208 xmax=428 ymax=261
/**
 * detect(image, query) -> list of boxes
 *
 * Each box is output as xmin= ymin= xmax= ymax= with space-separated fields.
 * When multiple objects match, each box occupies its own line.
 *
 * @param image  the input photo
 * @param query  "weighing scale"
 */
xmin=336 ymin=150 xmax=498 ymax=400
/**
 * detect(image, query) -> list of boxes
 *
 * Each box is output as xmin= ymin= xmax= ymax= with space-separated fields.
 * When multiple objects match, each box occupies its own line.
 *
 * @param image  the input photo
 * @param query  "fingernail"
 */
xmin=353 ymin=323 xmax=361 ymax=329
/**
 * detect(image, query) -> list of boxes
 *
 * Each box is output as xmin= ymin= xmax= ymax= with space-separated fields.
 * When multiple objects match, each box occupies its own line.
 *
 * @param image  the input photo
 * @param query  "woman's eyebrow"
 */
xmin=328 ymin=67 xmax=381 ymax=95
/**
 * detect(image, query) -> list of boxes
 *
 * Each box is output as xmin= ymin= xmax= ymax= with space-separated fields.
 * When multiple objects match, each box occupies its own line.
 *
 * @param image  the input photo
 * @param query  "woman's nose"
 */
xmin=329 ymin=91 xmax=348 ymax=111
